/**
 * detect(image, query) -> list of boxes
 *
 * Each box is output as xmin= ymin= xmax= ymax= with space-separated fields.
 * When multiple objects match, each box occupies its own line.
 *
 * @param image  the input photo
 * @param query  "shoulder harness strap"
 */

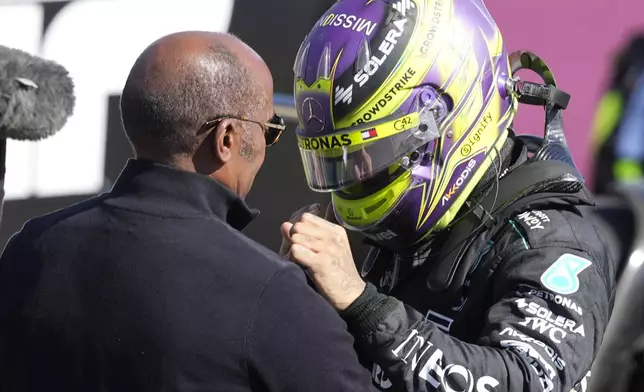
xmin=425 ymin=159 xmax=593 ymax=293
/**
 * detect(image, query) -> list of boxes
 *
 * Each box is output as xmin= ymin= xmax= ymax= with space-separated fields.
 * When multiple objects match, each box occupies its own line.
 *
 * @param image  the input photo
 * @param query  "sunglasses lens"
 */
xmin=265 ymin=130 xmax=279 ymax=146
xmin=265 ymin=114 xmax=285 ymax=146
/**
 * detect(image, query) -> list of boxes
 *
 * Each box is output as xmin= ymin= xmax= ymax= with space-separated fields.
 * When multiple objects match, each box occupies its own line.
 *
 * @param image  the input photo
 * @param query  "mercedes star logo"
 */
xmin=301 ymin=97 xmax=325 ymax=132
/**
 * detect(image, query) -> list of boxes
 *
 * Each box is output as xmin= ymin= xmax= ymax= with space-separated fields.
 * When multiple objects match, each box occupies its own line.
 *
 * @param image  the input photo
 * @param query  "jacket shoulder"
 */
xmin=506 ymin=206 xmax=617 ymax=292
xmin=15 ymin=194 xmax=108 ymax=241
xmin=509 ymin=207 xmax=604 ymax=252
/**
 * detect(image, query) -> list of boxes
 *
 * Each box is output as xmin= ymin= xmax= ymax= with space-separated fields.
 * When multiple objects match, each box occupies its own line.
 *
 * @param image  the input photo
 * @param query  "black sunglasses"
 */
xmin=203 ymin=114 xmax=286 ymax=147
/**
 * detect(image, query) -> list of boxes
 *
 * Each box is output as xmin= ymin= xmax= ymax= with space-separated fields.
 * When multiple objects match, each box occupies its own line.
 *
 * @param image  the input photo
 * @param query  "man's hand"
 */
xmin=281 ymin=210 xmax=366 ymax=311
xmin=279 ymin=203 xmax=322 ymax=257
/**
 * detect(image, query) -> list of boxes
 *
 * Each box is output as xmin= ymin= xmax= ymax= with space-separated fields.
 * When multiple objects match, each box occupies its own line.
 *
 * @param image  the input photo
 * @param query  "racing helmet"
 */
xmin=293 ymin=0 xmax=518 ymax=252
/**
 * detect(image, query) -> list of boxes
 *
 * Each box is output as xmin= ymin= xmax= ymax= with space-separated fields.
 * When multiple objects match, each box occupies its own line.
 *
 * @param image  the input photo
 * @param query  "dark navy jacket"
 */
xmin=0 ymin=159 xmax=375 ymax=392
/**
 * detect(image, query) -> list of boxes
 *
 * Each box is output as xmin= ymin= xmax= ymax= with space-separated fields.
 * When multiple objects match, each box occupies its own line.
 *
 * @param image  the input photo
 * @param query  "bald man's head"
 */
xmin=120 ymin=31 xmax=269 ymax=159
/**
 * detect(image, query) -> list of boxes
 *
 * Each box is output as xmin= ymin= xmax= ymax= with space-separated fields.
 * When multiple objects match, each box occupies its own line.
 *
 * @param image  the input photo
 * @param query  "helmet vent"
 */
xmin=384 ymin=4 xmax=396 ymax=24
xmin=317 ymin=43 xmax=332 ymax=79
xmin=355 ymin=37 xmax=371 ymax=74
xmin=293 ymin=41 xmax=311 ymax=76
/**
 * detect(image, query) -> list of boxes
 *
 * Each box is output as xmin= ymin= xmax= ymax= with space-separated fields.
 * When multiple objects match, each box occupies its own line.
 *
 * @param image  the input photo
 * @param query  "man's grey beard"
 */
xmin=239 ymin=122 xmax=255 ymax=161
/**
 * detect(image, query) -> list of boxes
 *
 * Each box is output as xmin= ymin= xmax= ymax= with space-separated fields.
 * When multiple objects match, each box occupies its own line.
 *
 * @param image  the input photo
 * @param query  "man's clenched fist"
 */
xmin=278 ymin=203 xmax=322 ymax=257
xmin=281 ymin=210 xmax=366 ymax=311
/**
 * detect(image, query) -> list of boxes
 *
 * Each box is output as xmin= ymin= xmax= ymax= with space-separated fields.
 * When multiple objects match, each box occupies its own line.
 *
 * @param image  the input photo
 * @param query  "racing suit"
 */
xmin=340 ymin=139 xmax=617 ymax=392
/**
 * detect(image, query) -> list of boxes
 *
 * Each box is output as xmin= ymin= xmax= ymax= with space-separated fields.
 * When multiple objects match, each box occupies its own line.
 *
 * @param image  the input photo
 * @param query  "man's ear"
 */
xmin=212 ymin=119 xmax=237 ymax=163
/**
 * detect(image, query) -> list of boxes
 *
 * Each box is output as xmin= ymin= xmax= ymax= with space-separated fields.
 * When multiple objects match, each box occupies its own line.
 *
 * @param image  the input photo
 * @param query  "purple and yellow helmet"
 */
xmin=293 ymin=0 xmax=518 ymax=251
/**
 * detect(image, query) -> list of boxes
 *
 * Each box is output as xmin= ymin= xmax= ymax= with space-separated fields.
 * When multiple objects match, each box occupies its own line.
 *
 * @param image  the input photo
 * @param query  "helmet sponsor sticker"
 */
xmin=298 ymin=134 xmax=352 ymax=150
xmin=441 ymin=158 xmax=477 ymax=206
xmin=419 ymin=0 xmax=449 ymax=57
xmin=297 ymin=113 xmax=420 ymax=151
xmin=460 ymin=112 xmax=492 ymax=156
xmin=348 ymin=67 xmax=417 ymax=126
xmin=332 ymin=0 xmax=418 ymax=120
xmin=319 ymin=13 xmax=379 ymax=36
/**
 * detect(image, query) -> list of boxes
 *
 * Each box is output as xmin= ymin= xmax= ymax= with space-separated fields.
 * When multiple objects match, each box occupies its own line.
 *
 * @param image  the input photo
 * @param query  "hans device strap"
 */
xmin=425 ymin=158 xmax=592 ymax=293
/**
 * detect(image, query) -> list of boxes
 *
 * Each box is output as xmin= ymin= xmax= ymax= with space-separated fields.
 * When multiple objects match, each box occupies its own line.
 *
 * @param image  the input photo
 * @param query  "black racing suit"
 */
xmin=340 ymin=144 xmax=617 ymax=392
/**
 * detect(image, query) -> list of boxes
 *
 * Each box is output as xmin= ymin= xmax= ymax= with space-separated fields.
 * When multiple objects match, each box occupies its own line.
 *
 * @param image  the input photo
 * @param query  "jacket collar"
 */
xmin=109 ymin=159 xmax=259 ymax=231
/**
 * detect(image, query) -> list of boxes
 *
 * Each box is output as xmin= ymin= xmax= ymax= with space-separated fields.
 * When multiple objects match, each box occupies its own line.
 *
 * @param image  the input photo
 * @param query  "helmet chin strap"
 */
xmin=505 ymin=50 xmax=584 ymax=183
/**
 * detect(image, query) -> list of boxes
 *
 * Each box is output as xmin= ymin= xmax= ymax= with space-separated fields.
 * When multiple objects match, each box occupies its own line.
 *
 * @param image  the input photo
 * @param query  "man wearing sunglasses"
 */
xmin=0 ymin=31 xmax=377 ymax=392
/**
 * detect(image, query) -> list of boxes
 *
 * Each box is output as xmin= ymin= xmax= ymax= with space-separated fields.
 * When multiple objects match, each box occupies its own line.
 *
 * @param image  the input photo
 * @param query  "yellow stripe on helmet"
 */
xmin=415 ymin=130 xmax=508 ymax=243
xmin=297 ymin=112 xmax=421 ymax=155
xmin=295 ymin=77 xmax=332 ymax=94
xmin=332 ymin=169 xmax=413 ymax=227
xmin=418 ymin=88 xmax=503 ymax=230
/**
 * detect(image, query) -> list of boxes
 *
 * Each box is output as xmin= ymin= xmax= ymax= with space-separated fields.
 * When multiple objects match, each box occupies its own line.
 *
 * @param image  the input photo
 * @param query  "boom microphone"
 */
xmin=0 ymin=45 xmax=76 ymax=225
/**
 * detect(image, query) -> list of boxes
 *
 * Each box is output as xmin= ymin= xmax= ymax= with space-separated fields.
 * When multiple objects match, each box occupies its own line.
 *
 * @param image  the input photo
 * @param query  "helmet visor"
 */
xmin=297 ymin=110 xmax=440 ymax=192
